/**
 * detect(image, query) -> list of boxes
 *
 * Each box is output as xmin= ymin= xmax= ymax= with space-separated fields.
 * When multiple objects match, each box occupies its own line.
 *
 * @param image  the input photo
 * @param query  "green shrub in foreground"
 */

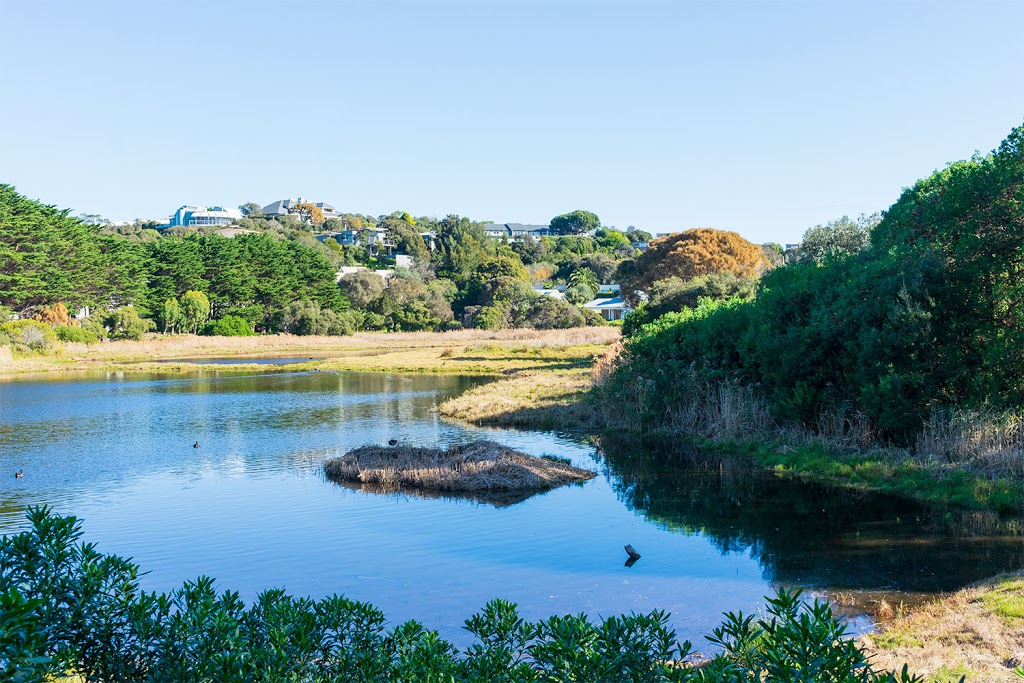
xmin=0 ymin=507 xmax=924 ymax=682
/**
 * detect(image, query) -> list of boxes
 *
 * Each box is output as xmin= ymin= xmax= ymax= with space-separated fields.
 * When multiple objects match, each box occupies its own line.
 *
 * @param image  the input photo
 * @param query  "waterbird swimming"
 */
xmin=15 ymin=470 xmax=23 ymax=479
xmin=193 ymin=442 xmax=199 ymax=448
xmin=388 ymin=439 xmax=398 ymax=446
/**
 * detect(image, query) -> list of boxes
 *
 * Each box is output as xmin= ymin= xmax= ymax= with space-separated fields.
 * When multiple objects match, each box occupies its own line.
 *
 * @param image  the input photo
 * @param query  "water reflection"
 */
xmin=2 ymin=369 xmax=1022 ymax=645
xmin=598 ymin=434 xmax=1024 ymax=595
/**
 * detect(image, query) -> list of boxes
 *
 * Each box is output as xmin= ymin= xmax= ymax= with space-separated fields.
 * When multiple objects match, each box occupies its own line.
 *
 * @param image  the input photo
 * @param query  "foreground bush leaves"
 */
xmin=1 ymin=507 xmax=925 ymax=682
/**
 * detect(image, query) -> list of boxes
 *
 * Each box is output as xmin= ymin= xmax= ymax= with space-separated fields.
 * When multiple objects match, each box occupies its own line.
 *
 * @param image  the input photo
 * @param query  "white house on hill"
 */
xmin=160 ymin=205 xmax=243 ymax=229
xmin=583 ymin=295 xmax=630 ymax=321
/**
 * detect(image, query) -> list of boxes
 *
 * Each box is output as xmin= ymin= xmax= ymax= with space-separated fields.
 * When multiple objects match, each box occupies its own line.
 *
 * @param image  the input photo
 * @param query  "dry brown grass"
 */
xmin=863 ymin=573 xmax=1024 ymax=682
xmin=0 ymin=328 xmax=620 ymax=378
xmin=324 ymin=440 xmax=595 ymax=505
xmin=438 ymin=369 xmax=604 ymax=430
xmin=79 ymin=328 xmax=620 ymax=360
xmin=918 ymin=408 xmax=1024 ymax=477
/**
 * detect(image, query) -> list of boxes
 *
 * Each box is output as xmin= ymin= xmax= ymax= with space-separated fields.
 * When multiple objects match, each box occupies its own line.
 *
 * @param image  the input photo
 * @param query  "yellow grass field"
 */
xmin=0 ymin=328 xmax=620 ymax=378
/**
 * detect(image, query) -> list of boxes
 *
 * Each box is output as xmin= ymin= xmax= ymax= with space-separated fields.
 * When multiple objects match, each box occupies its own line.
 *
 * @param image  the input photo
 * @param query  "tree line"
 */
xmin=607 ymin=121 xmax=1024 ymax=445
xmin=2 ymin=187 xmax=682 ymax=343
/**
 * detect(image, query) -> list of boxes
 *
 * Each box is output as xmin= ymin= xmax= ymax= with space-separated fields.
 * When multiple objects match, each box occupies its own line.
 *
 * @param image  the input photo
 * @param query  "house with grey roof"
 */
xmin=482 ymin=223 xmax=553 ymax=241
xmin=583 ymin=294 xmax=631 ymax=322
xmin=261 ymin=198 xmax=338 ymax=222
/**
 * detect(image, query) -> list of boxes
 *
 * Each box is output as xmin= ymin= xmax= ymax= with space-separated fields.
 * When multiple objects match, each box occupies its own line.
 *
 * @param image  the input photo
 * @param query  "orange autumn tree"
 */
xmin=292 ymin=202 xmax=325 ymax=226
xmin=619 ymin=228 xmax=768 ymax=305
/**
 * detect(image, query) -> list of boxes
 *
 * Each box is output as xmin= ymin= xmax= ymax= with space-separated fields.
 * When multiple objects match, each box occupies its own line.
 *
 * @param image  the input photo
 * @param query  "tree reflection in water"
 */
xmin=597 ymin=433 xmax=1024 ymax=595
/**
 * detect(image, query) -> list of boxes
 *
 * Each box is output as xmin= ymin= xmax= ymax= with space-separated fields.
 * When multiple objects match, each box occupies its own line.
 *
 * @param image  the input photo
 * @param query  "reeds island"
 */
xmin=324 ymin=441 xmax=595 ymax=498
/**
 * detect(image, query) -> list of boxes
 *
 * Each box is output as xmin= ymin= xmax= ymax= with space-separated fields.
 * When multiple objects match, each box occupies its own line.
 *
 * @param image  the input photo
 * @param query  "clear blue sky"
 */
xmin=3 ymin=0 xmax=1024 ymax=243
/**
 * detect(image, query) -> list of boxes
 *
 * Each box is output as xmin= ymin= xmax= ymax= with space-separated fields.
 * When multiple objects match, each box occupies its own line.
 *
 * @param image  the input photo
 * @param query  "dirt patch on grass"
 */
xmin=862 ymin=572 xmax=1024 ymax=682
xmin=324 ymin=440 xmax=596 ymax=505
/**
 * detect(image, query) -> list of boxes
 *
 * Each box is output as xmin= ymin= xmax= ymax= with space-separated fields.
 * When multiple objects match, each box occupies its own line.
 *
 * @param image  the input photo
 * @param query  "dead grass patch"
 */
xmin=0 ymin=329 xmax=620 ymax=379
xmin=324 ymin=440 xmax=595 ymax=505
xmin=863 ymin=572 xmax=1024 ymax=682
xmin=438 ymin=369 xmax=603 ymax=431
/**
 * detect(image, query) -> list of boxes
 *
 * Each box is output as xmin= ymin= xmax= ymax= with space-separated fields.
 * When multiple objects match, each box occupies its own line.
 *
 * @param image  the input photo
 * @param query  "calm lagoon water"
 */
xmin=1 ymin=369 xmax=1022 ymax=645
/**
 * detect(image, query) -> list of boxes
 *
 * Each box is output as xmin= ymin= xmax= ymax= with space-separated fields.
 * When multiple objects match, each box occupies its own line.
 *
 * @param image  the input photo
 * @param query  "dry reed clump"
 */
xmin=917 ymin=408 xmax=1024 ymax=476
xmin=600 ymin=363 xmax=776 ymax=440
xmin=324 ymin=441 xmax=596 ymax=497
xmin=590 ymin=340 xmax=624 ymax=387
xmin=0 ymin=345 xmax=13 ymax=368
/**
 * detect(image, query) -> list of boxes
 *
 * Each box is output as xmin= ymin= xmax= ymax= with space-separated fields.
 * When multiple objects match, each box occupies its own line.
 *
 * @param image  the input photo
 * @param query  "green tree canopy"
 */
xmin=798 ymin=214 xmax=878 ymax=264
xmin=338 ymin=271 xmax=386 ymax=308
xmin=0 ymin=185 xmax=148 ymax=313
xmin=238 ymin=202 xmax=263 ymax=218
xmin=549 ymin=210 xmax=601 ymax=236
xmin=179 ymin=290 xmax=211 ymax=334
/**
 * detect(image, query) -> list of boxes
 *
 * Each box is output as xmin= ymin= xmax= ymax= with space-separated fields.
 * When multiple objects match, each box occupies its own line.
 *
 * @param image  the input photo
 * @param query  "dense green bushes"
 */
xmin=1 ymin=508 xmax=920 ymax=682
xmin=201 ymin=315 xmax=257 ymax=337
xmin=54 ymin=324 xmax=100 ymax=344
xmin=621 ymin=272 xmax=758 ymax=336
xmin=609 ymin=122 xmax=1024 ymax=444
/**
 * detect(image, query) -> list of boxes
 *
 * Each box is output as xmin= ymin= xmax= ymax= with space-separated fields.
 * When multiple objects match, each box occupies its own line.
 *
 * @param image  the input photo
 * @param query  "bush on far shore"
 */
xmin=54 ymin=324 xmax=100 ymax=344
xmin=202 ymin=315 xmax=257 ymax=337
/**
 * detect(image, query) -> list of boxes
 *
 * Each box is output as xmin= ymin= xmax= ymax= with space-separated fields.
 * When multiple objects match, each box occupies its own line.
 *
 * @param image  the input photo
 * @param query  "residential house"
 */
xmin=261 ymin=198 xmax=339 ymax=222
xmin=160 ymin=205 xmax=243 ymax=229
xmin=482 ymin=223 xmax=553 ymax=241
xmin=317 ymin=227 xmax=396 ymax=256
xmin=583 ymin=295 xmax=631 ymax=322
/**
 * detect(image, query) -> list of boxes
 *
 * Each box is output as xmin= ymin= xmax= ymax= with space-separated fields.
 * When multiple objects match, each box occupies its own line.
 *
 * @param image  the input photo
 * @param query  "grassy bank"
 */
xmin=438 ymin=368 xmax=604 ymax=430
xmin=439 ymin=365 xmax=1024 ymax=513
xmin=704 ymin=439 xmax=1024 ymax=514
xmin=0 ymin=328 xmax=620 ymax=378
xmin=863 ymin=572 xmax=1024 ymax=682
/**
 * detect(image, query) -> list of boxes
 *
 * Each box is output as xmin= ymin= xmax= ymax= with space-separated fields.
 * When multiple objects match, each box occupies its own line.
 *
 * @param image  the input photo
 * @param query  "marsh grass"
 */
xmin=590 ymin=356 xmax=1024 ymax=511
xmin=324 ymin=440 xmax=596 ymax=500
xmin=918 ymin=408 xmax=1024 ymax=476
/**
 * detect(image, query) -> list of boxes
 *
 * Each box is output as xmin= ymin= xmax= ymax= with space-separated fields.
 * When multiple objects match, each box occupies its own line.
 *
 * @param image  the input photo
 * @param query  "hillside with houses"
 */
xmin=1 ymin=190 xmax=793 ymax=344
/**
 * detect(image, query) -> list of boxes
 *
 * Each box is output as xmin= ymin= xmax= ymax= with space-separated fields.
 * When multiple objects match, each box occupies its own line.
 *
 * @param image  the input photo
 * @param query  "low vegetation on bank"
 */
xmin=864 ymin=572 xmax=1024 ymax=682
xmin=324 ymin=440 xmax=595 ymax=505
xmin=438 ymin=367 xmax=604 ymax=430
xmin=2 ymin=508 xmax=924 ymax=682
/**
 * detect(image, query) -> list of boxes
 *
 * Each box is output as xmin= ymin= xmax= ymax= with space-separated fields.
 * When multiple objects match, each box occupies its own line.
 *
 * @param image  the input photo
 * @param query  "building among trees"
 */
xmin=160 ymin=205 xmax=243 ymax=229
xmin=482 ymin=223 xmax=553 ymax=241
xmin=261 ymin=198 xmax=338 ymax=222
